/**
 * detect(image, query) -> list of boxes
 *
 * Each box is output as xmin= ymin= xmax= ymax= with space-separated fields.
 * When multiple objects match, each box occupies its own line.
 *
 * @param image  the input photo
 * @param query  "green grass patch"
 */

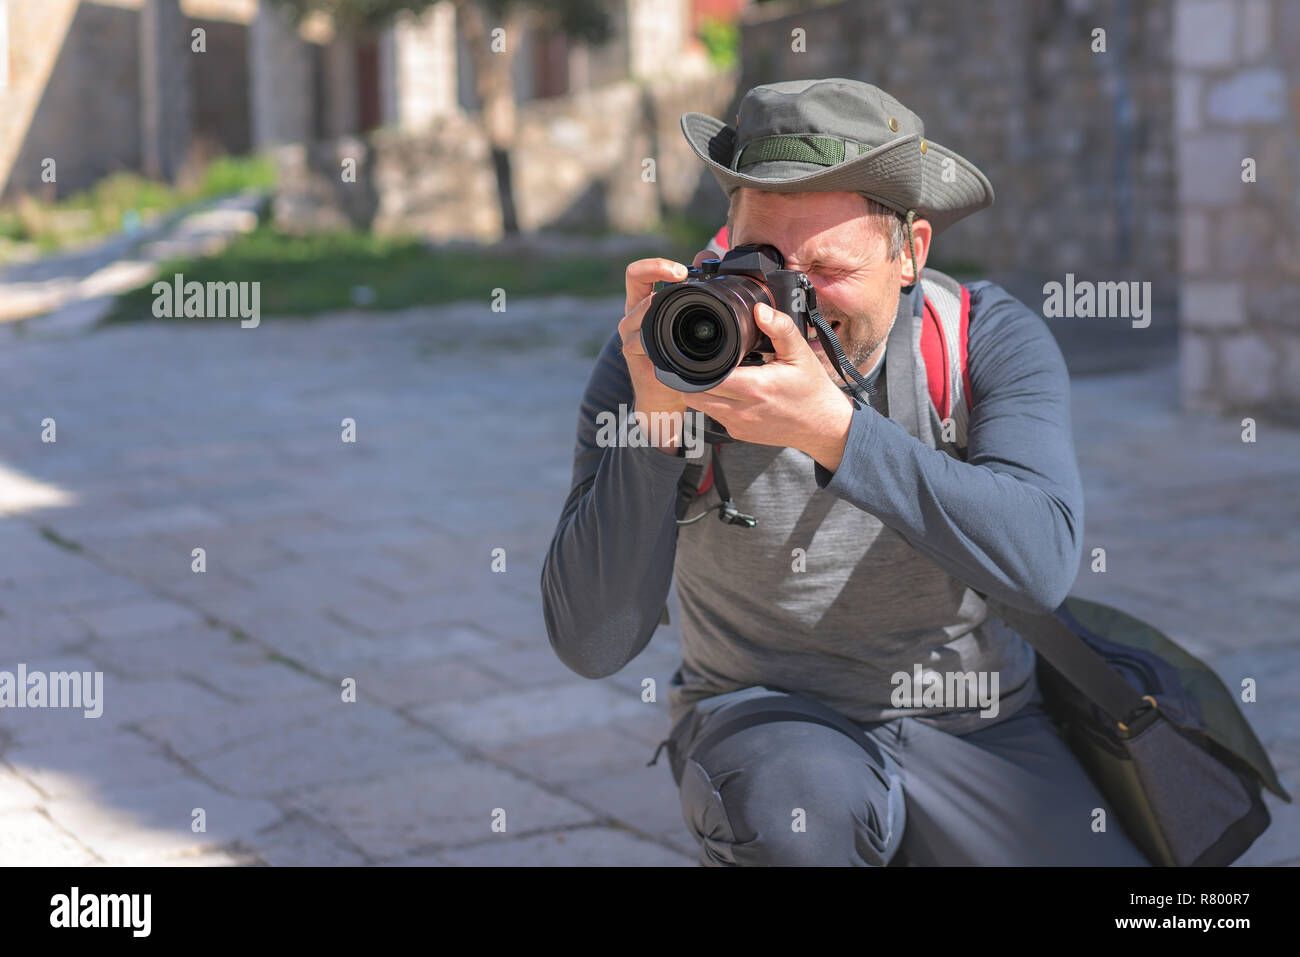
xmin=102 ymin=223 xmax=683 ymax=322
xmin=0 ymin=155 xmax=276 ymax=255
xmin=194 ymin=155 xmax=277 ymax=198
xmin=698 ymin=16 xmax=739 ymax=70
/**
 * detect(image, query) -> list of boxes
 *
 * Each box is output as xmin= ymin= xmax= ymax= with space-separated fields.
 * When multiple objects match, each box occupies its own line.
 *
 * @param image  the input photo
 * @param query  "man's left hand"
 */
xmin=688 ymin=302 xmax=855 ymax=472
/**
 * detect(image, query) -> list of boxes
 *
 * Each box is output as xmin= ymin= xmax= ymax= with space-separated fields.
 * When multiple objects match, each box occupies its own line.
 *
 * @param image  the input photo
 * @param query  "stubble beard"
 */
xmin=811 ymin=306 xmax=890 ymax=389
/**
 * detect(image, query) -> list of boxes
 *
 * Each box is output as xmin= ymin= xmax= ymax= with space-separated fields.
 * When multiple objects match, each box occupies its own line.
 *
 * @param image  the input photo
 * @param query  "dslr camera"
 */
xmin=640 ymin=243 xmax=813 ymax=393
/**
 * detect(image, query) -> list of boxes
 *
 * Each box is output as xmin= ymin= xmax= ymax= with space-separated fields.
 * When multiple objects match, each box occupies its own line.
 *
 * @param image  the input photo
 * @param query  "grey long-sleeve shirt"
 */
xmin=540 ymin=279 xmax=1082 ymax=727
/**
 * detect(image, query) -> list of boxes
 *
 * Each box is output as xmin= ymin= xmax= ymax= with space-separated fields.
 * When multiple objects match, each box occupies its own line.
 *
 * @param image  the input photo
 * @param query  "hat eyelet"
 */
xmin=888 ymin=117 xmax=899 ymax=132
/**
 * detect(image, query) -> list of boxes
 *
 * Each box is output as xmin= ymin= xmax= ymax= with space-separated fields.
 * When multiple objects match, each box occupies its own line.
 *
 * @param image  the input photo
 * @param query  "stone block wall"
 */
xmin=139 ymin=0 xmax=193 ymax=182
xmin=4 ymin=0 xmax=142 ymax=197
xmin=190 ymin=14 xmax=253 ymax=158
xmin=249 ymin=1 xmax=313 ymax=150
xmin=273 ymin=69 xmax=736 ymax=243
xmin=0 ymin=0 xmax=257 ymax=200
xmin=1173 ymin=0 xmax=1300 ymax=416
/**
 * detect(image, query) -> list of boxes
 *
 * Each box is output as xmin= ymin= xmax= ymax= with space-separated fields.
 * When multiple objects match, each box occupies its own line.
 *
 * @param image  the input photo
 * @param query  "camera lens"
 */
xmin=640 ymin=276 xmax=769 ymax=392
xmin=673 ymin=307 xmax=723 ymax=361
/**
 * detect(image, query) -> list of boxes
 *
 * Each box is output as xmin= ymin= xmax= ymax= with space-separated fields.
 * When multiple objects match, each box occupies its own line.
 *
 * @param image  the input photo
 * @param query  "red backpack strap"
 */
xmin=958 ymin=285 xmax=972 ymax=405
xmin=919 ymin=270 xmax=972 ymax=447
xmin=920 ymin=297 xmax=951 ymax=420
xmin=706 ymin=225 xmax=729 ymax=257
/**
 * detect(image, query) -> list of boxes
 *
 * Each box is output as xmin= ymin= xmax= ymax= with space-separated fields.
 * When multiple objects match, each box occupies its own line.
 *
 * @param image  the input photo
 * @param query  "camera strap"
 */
xmin=674 ymin=277 xmax=883 ymax=530
xmin=675 ymin=426 xmax=756 ymax=528
xmin=798 ymin=274 xmax=877 ymax=404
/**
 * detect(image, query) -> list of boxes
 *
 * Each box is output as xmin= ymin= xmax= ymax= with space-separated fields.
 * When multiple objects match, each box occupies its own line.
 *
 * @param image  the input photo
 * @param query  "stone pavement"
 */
xmin=0 ymin=297 xmax=1296 ymax=866
xmin=0 ymin=190 xmax=265 ymax=334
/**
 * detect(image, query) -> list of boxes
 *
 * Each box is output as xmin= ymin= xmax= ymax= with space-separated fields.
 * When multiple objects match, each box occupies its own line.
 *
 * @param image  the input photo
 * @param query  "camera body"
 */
xmin=640 ymin=243 xmax=811 ymax=393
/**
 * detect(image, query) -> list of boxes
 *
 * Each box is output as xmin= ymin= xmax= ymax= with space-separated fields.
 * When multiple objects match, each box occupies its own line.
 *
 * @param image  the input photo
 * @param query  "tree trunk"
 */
xmin=456 ymin=0 xmax=522 ymax=236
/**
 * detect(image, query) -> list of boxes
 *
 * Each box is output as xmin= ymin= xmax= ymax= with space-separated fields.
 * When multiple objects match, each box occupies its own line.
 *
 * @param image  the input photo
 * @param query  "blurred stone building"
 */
xmin=1169 ymin=0 xmax=1299 ymax=416
xmin=0 ymin=0 xmax=715 ymax=198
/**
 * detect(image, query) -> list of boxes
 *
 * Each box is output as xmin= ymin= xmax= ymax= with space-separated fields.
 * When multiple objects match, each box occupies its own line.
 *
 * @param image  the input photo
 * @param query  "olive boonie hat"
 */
xmin=681 ymin=77 xmax=994 ymax=236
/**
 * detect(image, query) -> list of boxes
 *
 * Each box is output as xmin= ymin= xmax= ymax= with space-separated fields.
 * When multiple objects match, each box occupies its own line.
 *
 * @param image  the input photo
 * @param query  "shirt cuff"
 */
xmin=814 ymin=403 xmax=882 ymax=491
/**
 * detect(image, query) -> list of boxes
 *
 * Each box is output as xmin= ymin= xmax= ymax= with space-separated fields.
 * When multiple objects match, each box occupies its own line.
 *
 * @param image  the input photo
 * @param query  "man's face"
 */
xmin=729 ymin=189 xmax=907 ymax=385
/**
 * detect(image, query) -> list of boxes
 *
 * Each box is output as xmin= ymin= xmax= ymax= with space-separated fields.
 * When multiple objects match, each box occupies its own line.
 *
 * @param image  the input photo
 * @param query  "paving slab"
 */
xmin=0 ymin=765 xmax=45 ymax=812
xmin=191 ymin=708 xmax=455 ymax=797
xmin=2 ymin=569 xmax=156 ymax=613
xmin=0 ymin=611 xmax=94 ymax=653
xmin=7 ymin=733 xmax=187 ymax=800
xmin=159 ymin=845 xmax=266 ymax=866
xmin=483 ymin=726 xmax=664 ymax=788
xmin=77 ymin=623 xmax=279 ymax=682
xmin=287 ymin=759 xmax=597 ymax=861
xmin=347 ymin=658 xmax=511 ymax=711
xmin=0 ymin=654 xmax=112 ymax=746
xmin=0 ymin=301 xmax=1293 ymax=866
xmin=131 ymin=687 xmax=347 ymax=760
xmin=71 ymin=597 xmax=208 ymax=641
xmin=240 ymin=812 xmax=369 ymax=867
xmin=41 ymin=777 xmax=282 ymax=865
xmin=561 ymin=766 xmax=696 ymax=850
xmin=610 ymin=708 xmax=676 ymax=750
xmin=434 ymin=826 xmax=694 ymax=867
xmin=470 ymin=641 xmax=603 ymax=690
xmin=0 ymin=808 xmax=99 ymax=865
xmin=411 ymin=682 xmax=652 ymax=751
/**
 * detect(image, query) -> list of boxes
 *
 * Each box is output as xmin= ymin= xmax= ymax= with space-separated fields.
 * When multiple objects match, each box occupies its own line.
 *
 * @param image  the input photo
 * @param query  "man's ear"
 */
xmin=900 ymin=216 xmax=933 ymax=286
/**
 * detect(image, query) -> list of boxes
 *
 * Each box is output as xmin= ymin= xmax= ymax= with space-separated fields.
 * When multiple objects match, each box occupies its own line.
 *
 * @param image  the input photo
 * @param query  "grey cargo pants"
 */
xmin=660 ymin=670 xmax=1150 ymax=866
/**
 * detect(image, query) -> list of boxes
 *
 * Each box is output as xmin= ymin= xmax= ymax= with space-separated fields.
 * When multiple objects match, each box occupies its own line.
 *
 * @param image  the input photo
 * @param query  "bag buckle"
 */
xmin=1116 ymin=694 xmax=1159 ymax=737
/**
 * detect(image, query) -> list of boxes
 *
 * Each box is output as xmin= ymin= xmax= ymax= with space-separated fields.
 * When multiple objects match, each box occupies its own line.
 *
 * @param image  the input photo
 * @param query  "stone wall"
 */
xmin=1173 ymin=0 xmax=1300 ymax=417
xmin=0 ymin=0 xmax=256 ymax=200
xmin=272 ymin=69 xmax=736 ymax=242
xmin=273 ymin=134 xmax=382 ymax=233
xmin=139 ymin=0 xmax=192 ymax=182
xmin=511 ymin=71 xmax=734 ymax=233
xmin=735 ymin=0 xmax=1177 ymax=283
xmin=0 ymin=0 xmax=80 ymax=200
xmin=385 ymin=4 xmax=458 ymax=131
xmin=249 ymin=2 xmax=313 ymax=150
xmin=190 ymin=15 xmax=253 ymax=158
xmin=5 ymin=0 xmax=143 ymax=197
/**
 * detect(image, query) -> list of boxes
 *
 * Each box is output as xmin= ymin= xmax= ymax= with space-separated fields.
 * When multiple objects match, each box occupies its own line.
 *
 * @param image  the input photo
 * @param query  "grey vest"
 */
xmin=666 ymin=272 xmax=1037 ymax=733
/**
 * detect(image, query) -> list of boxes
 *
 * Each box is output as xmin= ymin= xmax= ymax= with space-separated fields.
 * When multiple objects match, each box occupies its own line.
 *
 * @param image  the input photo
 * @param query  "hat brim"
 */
xmin=681 ymin=112 xmax=993 ymax=236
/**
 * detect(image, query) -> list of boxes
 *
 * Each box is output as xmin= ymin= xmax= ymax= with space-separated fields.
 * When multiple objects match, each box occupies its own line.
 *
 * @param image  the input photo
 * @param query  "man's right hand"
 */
xmin=618 ymin=257 xmax=696 ymax=452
